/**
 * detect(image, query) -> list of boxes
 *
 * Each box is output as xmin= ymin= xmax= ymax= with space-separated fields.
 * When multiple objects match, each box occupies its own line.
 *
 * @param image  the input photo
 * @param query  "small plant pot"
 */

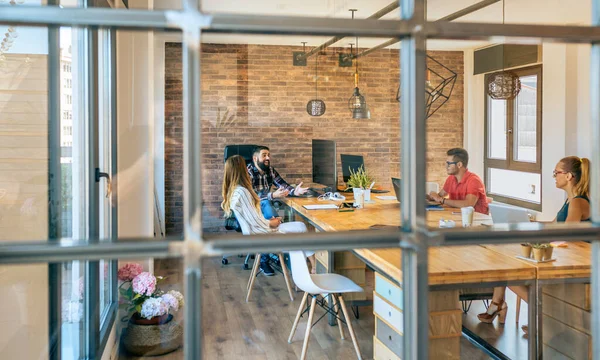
xmin=544 ymin=246 xmax=554 ymax=261
xmin=532 ymin=248 xmax=544 ymax=262
xmin=520 ymin=244 xmax=532 ymax=258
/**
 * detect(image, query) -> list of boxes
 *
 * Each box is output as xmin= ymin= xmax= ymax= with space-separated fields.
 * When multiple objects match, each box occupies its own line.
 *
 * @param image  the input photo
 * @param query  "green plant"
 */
xmin=346 ymin=165 xmax=373 ymax=189
xmin=529 ymin=242 xmax=550 ymax=249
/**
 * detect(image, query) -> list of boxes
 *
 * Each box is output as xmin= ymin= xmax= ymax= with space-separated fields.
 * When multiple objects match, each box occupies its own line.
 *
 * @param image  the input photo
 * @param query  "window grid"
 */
xmin=0 ymin=2 xmax=600 ymax=360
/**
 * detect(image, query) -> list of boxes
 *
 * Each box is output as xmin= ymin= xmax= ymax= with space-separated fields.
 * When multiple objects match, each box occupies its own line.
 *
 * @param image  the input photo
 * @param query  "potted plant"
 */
xmin=530 ymin=243 xmax=550 ymax=261
xmin=347 ymin=165 xmax=374 ymax=207
xmin=118 ymin=263 xmax=184 ymax=356
xmin=544 ymin=244 xmax=554 ymax=260
xmin=520 ymin=243 xmax=532 ymax=258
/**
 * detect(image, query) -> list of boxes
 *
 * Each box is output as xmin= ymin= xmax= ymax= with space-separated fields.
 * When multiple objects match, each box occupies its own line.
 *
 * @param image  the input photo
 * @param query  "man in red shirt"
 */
xmin=428 ymin=148 xmax=489 ymax=215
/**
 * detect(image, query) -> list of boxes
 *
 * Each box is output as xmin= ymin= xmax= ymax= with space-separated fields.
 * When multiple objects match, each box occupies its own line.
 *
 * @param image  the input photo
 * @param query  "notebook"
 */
xmin=302 ymin=204 xmax=339 ymax=210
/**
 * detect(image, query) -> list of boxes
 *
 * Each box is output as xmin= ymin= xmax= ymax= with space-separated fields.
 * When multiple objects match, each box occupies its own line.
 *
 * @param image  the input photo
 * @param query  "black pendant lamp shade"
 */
xmin=307 ymin=53 xmax=326 ymax=116
xmin=348 ymin=18 xmax=370 ymax=120
xmin=396 ymin=55 xmax=457 ymax=119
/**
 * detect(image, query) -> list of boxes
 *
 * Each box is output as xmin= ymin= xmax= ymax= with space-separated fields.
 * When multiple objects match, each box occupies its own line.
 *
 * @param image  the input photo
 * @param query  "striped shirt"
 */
xmin=247 ymin=163 xmax=295 ymax=201
xmin=230 ymin=186 xmax=277 ymax=235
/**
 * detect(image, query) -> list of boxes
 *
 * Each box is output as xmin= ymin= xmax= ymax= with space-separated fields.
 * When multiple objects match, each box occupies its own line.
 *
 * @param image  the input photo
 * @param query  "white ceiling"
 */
xmin=154 ymin=0 xmax=592 ymax=50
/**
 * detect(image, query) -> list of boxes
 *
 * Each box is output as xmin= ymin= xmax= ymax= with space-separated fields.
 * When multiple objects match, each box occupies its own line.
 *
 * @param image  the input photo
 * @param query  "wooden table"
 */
xmin=482 ymin=242 xmax=592 ymax=359
xmin=283 ymin=195 xmax=536 ymax=360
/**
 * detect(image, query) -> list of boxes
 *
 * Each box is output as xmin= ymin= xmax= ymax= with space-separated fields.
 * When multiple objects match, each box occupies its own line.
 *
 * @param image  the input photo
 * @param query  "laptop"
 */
xmin=392 ymin=177 xmax=442 ymax=209
xmin=489 ymin=202 xmax=532 ymax=223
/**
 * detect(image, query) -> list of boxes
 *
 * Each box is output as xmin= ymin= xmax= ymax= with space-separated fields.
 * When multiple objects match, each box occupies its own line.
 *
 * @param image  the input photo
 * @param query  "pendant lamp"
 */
xmin=307 ymin=53 xmax=326 ymax=116
xmin=347 ymin=9 xmax=370 ymax=119
xmin=487 ymin=0 xmax=521 ymax=100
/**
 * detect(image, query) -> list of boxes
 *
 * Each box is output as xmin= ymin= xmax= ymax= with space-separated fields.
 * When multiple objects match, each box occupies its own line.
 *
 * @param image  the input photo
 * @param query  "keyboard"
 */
xmin=338 ymin=188 xmax=390 ymax=194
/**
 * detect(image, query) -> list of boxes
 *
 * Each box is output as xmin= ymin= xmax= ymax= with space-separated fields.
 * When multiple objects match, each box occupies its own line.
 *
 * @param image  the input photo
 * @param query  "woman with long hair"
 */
xmin=478 ymin=156 xmax=591 ymax=329
xmin=221 ymin=155 xmax=316 ymax=272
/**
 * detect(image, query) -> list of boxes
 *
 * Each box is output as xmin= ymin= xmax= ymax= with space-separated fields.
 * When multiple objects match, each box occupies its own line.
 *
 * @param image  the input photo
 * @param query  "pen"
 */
xmin=451 ymin=212 xmax=460 ymax=215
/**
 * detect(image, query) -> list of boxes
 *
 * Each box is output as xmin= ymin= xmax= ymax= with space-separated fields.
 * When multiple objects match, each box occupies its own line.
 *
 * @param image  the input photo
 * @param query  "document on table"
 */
xmin=303 ymin=204 xmax=339 ymax=210
xmin=376 ymin=196 xmax=397 ymax=200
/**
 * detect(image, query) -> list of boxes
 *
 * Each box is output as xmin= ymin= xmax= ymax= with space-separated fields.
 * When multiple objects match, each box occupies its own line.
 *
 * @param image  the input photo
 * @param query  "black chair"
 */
xmin=222 ymin=145 xmax=258 ymax=269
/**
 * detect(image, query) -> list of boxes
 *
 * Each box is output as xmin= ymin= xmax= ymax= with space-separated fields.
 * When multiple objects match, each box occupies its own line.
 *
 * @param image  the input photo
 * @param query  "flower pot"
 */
xmin=544 ymin=246 xmax=554 ymax=261
xmin=520 ymin=244 xmax=531 ymax=258
xmin=532 ymin=248 xmax=544 ymax=262
xmin=122 ymin=314 xmax=182 ymax=356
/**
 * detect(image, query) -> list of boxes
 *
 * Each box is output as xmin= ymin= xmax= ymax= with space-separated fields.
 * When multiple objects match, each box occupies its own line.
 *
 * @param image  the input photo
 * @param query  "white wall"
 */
xmin=464 ymin=42 xmax=593 ymax=220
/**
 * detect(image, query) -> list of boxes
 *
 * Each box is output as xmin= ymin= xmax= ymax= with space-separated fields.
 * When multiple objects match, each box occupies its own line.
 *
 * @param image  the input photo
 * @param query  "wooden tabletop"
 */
xmin=284 ymin=195 xmax=492 ymax=231
xmin=354 ymin=246 xmax=535 ymax=285
xmin=284 ymin=195 xmax=535 ymax=286
xmin=481 ymin=242 xmax=591 ymax=280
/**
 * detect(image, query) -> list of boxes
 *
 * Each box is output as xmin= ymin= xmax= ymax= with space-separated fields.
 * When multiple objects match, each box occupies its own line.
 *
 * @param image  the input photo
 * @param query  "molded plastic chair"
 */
xmin=287 ymin=250 xmax=363 ymax=360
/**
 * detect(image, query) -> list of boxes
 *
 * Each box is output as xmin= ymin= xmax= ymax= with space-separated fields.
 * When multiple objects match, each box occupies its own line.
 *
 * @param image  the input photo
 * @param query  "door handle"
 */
xmin=95 ymin=168 xmax=112 ymax=198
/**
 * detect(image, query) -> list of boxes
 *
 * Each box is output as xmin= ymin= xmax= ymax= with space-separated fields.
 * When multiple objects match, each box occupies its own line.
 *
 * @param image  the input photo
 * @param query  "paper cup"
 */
xmin=461 ymin=206 xmax=474 ymax=227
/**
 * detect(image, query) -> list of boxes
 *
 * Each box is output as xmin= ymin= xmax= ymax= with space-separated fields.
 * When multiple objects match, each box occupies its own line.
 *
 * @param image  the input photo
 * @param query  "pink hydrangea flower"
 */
xmin=161 ymin=293 xmax=179 ymax=312
xmin=118 ymin=263 xmax=144 ymax=282
xmin=132 ymin=272 xmax=157 ymax=296
xmin=140 ymin=297 xmax=169 ymax=319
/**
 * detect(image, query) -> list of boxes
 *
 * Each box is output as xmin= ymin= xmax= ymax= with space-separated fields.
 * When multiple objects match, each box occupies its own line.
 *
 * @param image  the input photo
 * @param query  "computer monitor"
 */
xmin=312 ymin=139 xmax=337 ymax=191
xmin=341 ymin=154 xmax=365 ymax=183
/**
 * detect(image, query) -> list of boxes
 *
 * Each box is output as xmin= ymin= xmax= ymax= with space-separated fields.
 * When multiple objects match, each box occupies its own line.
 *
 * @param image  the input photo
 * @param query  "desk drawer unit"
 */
xmin=374 ymin=292 xmax=403 ymax=333
xmin=374 ymin=337 xmax=401 ymax=360
xmin=375 ymin=273 xmax=403 ymax=310
xmin=376 ymin=317 xmax=403 ymax=358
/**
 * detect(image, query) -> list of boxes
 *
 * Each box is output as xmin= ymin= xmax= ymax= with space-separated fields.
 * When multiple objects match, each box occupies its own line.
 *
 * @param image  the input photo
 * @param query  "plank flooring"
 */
xmin=120 ymin=256 xmax=496 ymax=359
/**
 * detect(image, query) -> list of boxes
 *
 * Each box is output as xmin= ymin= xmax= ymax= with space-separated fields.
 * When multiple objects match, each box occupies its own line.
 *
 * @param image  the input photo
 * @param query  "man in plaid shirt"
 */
xmin=247 ymin=145 xmax=309 ymax=275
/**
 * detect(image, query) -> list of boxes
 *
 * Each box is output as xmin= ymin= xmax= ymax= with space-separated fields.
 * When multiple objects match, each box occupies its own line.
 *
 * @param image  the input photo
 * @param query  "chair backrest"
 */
xmin=289 ymin=250 xmax=322 ymax=294
xmin=426 ymin=182 xmax=440 ymax=194
xmin=224 ymin=144 xmax=259 ymax=164
xmin=488 ymin=202 xmax=532 ymax=224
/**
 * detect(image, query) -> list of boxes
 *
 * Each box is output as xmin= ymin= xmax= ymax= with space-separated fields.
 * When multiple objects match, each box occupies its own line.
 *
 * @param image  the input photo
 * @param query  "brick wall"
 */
xmin=164 ymin=43 xmax=464 ymax=235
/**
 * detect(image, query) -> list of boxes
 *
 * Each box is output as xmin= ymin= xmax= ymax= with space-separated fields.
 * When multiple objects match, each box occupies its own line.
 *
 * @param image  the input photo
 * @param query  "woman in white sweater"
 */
xmin=221 ymin=155 xmax=316 ymax=272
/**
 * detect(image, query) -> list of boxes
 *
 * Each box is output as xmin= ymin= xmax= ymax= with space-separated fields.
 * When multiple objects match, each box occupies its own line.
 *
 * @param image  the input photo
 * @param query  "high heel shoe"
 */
xmin=477 ymin=300 xmax=508 ymax=324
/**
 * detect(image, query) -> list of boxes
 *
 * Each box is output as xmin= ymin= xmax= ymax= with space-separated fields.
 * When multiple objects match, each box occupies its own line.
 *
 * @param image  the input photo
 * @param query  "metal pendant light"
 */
xmin=307 ymin=52 xmax=326 ymax=116
xmin=487 ymin=0 xmax=521 ymax=100
xmin=347 ymin=9 xmax=370 ymax=119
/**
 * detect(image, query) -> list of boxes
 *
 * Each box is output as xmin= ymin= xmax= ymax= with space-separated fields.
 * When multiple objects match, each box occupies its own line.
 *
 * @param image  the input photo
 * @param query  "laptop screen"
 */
xmin=391 ymin=177 xmax=402 ymax=202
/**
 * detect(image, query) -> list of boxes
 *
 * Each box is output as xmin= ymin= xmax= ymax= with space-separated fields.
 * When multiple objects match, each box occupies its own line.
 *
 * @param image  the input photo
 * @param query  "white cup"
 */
xmin=363 ymin=189 xmax=371 ymax=202
xmin=461 ymin=206 xmax=474 ymax=227
xmin=353 ymin=188 xmax=364 ymax=209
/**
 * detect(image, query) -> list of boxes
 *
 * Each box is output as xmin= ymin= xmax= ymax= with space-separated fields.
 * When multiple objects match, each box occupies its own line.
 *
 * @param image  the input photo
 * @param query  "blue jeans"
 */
xmin=260 ymin=199 xmax=278 ymax=220
xmin=260 ymin=199 xmax=278 ymax=264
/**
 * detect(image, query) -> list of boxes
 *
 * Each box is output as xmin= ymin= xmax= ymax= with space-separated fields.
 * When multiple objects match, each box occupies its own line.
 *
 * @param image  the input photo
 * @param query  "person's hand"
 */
xmin=269 ymin=217 xmax=282 ymax=228
xmin=272 ymin=187 xmax=290 ymax=199
xmin=294 ymin=182 xmax=309 ymax=195
xmin=429 ymin=192 xmax=443 ymax=203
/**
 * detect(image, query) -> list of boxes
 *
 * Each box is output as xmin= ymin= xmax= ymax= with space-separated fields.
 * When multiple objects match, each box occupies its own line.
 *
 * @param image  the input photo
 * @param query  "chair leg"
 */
xmin=516 ymin=295 xmax=521 ymax=324
xmin=339 ymin=295 xmax=362 ymax=360
xmin=333 ymin=294 xmax=345 ymax=340
xmin=300 ymin=296 xmax=317 ymax=360
xmin=246 ymin=253 xmax=259 ymax=291
xmin=288 ymin=292 xmax=309 ymax=344
xmin=246 ymin=253 xmax=261 ymax=302
xmin=279 ymin=253 xmax=294 ymax=301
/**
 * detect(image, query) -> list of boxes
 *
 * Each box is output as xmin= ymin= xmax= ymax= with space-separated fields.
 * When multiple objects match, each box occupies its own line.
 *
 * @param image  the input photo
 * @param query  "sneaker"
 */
xmin=260 ymin=262 xmax=275 ymax=276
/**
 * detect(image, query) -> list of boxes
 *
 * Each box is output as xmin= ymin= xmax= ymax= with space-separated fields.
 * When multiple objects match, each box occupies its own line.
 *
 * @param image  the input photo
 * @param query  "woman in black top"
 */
xmin=478 ymin=156 xmax=591 ymax=328
xmin=553 ymin=156 xmax=591 ymax=222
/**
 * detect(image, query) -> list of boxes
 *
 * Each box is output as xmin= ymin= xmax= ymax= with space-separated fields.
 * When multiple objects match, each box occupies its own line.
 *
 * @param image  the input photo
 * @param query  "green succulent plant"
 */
xmin=346 ymin=165 xmax=373 ymax=189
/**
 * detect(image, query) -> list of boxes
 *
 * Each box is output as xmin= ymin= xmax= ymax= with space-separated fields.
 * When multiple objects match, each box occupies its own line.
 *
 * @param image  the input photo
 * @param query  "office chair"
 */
xmin=287 ymin=250 xmax=363 ymax=360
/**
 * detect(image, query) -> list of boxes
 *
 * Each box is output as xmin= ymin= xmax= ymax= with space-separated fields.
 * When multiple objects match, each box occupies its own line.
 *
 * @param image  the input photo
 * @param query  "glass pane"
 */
xmin=488 ymin=168 xmax=541 ymax=204
xmin=61 ymin=261 xmax=84 ymax=359
xmin=514 ymin=74 xmax=538 ymax=163
xmin=488 ymin=98 xmax=507 ymax=160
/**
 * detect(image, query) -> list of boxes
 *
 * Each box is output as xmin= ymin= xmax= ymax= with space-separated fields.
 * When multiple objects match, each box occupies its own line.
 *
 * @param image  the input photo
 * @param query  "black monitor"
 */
xmin=312 ymin=139 xmax=337 ymax=191
xmin=341 ymin=154 xmax=365 ymax=183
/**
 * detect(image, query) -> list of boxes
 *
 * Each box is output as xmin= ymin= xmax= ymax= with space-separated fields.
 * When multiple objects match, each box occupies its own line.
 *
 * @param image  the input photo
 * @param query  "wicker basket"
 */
xmin=122 ymin=314 xmax=183 ymax=356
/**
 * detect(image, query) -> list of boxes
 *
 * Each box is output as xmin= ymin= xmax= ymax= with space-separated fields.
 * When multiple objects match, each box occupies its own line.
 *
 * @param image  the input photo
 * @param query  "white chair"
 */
xmin=426 ymin=181 xmax=440 ymax=194
xmin=246 ymin=253 xmax=294 ymax=302
xmin=287 ymin=250 xmax=363 ymax=360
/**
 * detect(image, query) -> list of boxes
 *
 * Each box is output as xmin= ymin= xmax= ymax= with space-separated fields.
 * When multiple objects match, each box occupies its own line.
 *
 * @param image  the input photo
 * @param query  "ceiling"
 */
xmin=154 ymin=0 xmax=591 ymax=51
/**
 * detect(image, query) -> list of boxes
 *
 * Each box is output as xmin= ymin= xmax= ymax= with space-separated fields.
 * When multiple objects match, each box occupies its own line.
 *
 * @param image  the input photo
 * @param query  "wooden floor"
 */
xmin=120 ymin=256 xmax=495 ymax=359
